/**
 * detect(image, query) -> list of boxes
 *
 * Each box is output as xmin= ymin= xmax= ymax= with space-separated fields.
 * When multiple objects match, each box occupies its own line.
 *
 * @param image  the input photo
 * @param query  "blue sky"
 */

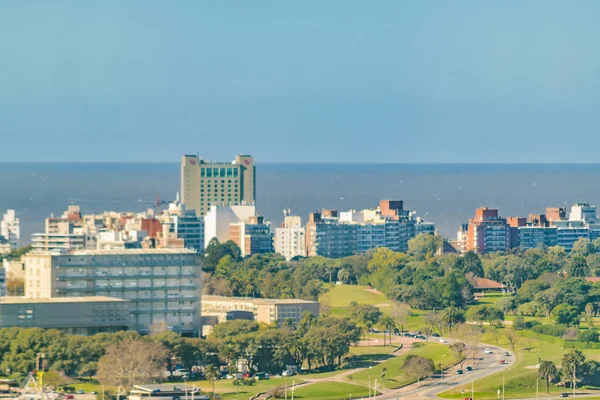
xmin=1 ymin=1 xmax=600 ymax=163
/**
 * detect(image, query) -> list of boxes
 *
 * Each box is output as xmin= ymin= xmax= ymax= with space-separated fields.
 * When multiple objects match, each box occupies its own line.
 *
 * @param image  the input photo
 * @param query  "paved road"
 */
xmin=376 ymin=341 xmax=513 ymax=400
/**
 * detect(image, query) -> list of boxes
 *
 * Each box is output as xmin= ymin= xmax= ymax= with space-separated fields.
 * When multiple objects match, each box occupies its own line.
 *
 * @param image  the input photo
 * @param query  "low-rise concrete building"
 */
xmin=0 ymin=296 xmax=130 ymax=335
xmin=23 ymin=248 xmax=202 ymax=335
xmin=202 ymin=295 xmax=319 ymax=327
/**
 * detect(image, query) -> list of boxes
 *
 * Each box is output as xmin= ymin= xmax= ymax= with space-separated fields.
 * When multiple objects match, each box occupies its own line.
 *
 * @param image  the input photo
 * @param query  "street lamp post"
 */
xmin=183 ymin=376 xmax=188 ymax=400
xmin=441 ymin=354 xmax=447 ymax=379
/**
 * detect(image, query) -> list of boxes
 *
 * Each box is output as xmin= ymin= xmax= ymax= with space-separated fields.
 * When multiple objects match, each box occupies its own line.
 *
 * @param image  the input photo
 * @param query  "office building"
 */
xmin=181 ymin=154 xmax=255 ymax=217
xmin=465 ymin=208 xmax=511 ymax=254
xmin=1 ymin=210 xmax=20 ymax=250
xmin=202 ymin=295 xmax=319 ymax=327
xmin=0 ymin=297 xmax=130 ymax=335
xmin=165 ymin=199 xmax=204 ymax=252
xmin=274 ymin=214 xmax=307 ymax=260
xmin=229 ymin=216 xmax=272 ymax=257
xmin=204 ymin=205 xmax=257 ymax=248
xmin=23 ymin=249 xmax=201 ymax=335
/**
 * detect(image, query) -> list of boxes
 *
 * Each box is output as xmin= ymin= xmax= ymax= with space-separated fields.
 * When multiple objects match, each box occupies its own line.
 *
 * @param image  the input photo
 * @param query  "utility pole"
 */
xmin=573 ymin=363 xmax=576 ymax=397
xmin=502 ymin=370 xmax=505 ymax=400
xmin=472 ymin=379 xmax=474 ymax=400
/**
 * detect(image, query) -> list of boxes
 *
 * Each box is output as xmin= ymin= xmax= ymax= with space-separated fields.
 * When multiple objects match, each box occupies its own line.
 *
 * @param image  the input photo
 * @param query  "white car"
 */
xmin=439 ymin=338 xmax=448 ymax=343
xmin=484 ymin=348 xmax=492 ymax=354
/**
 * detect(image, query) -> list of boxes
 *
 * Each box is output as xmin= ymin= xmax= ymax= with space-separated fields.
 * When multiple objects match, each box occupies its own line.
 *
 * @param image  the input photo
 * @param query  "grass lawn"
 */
xmin=349 ymin=345 xmax=397 ymax=355
xmin=72 ymin=382 xmax=103 ymax=393
xmin=438 ymin=327 xmax=600 ymax=399
xmin=347 ymin=343 xmax=458 ymax=389
xmin=320 ymin=285 xmax=388 ymax=308
xmin=292 ymin=382 xmax=375 ymax=399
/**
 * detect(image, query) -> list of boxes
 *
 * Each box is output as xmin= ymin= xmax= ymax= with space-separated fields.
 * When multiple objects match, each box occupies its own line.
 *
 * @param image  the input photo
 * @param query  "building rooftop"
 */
xmin=0 ymin=296 xmax=129 ymax=304
xmin=203 ymin=295 xmax=318 ymax=305
xmin=473 ymin=277 xmax=505 ymax=290
xmin=29 ymin=248 xmax=197 ymax=256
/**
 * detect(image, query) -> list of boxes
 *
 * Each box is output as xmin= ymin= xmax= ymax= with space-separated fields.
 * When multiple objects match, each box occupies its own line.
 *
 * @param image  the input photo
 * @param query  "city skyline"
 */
xmin=3 ymin=1 xmax=600 ymax=163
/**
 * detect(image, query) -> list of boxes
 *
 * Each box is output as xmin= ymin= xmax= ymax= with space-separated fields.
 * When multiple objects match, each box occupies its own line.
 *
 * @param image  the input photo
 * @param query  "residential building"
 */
xmin=3 ymin=259 xmax=25 ymax=281
xmin=306 ymin=200 xmax=435 ymax=258
xmin=23 ymin=249 xmax=201 ymax=335
xmin=570 ymin=202 xmax=597 ymax=224
xmin=506 ymin=217 xmax=526 ymax=249
xmin=204 ymin=205 xmax=257 ymax=248
xmin=0 ymin=296 xmax=130 ymax=335
xmin=202 ymin=295 xmax=319 ymax=327
xmin=465 ymin=208 xmax=511 ymax=254
xmin=1 ymin=210 xmax=20 ymax=250
xmin=0 ymin=267 xmax=5 ymax=297
xmin=165 ymin=199 xmax=204 ymax=252
xmin=554 ymin=221 xmax=590 ymax=251
xmin=306 ymin=210 xmax=358 ymax=258
xmin=274 ymin=214 xmax=306 ymax=260
xmin=518 ymin=226 xmax=558 ymax=249
xmin=229 ymin=216 xmax=272 ymax=257
xmin=546 ymin=207 xmax=567 ymax=224
xmin=181 ymin=154 xmax=255 ymax=217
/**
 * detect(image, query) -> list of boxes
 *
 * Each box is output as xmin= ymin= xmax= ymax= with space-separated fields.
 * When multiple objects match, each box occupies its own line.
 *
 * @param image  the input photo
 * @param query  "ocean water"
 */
xmin=2 ymin=163 xmax=600 ymax=244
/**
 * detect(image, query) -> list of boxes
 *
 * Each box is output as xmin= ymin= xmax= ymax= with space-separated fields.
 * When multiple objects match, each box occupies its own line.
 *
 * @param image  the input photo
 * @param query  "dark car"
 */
xmin=465 ymin=366 xmax=472 ymax=371
xmin=432 ymin=333 xmax=440 ymax=337
xmin=456 ymin=370 xmax=464 ymax=375
xmin=416 ymin=335 xmax=426 ymax=340
xmin=560 ymin=393 xmax=569 ymax=398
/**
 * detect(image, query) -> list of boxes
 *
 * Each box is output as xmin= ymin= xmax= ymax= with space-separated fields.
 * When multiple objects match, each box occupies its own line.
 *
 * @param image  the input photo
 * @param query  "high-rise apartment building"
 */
xmin=570 ymin=202 xmax=597 ymax=224
xmin=466 ymin=208 xmax=511 ymax=254
xmin=275 ymin=215 xmax=307 ymax=261
xmin=229 ymin=216 xmax=273 ymax=257
xmin=1 ymin=210 xmax=20 ymax=250
xmin=23 ymin=249 xmax=202 ymax=335
xmin=181 ymin=155 xmax=255 ymax=216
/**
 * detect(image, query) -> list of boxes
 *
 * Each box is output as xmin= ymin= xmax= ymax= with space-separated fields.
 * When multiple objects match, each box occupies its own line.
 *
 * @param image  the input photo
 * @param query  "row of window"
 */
xmin=201 ymin=167 xmax=239 ymax=178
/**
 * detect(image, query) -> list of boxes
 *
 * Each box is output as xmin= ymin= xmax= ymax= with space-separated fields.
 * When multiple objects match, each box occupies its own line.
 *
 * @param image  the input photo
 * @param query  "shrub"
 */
xmin=532 ymin=324 xmax=568 ymax=337
xmin=577 ymin=330 xmax=599 ymax=343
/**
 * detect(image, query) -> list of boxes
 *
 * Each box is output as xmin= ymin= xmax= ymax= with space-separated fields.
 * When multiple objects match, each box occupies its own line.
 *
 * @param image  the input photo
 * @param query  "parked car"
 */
xmin=282 ymin=370 xmax=296 ymax=377
xmin=254 ymin=372 xmax=270 ymax=381
xmin=416 ymin=335 xmax=426 ymax=340
xmin=465 ymin=366 xmax=473 ymax=371
xmin=456 ymin=370 xmax=464 ymax=375
xmin=65 ymin=396 xmax=74 ymax=400
xmin=560 ymin=393 xmax=569 ymax=398
xmin=432 ymin=333 xmax=440 ymax=337
xmin=91 ymin=392 xmax=97 ymax=395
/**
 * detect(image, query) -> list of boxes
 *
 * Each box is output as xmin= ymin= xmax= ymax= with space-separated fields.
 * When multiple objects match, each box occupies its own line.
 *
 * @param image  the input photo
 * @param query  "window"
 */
xmin=227 ymin=168 xmax=233 ymax=177
xmin=201 ymin=168 xmax=206 ymax=177
xmin=220 ymin=168 xmax=226 ymax=177
xmin=206 ymin=168 xmax=212 ymax=177
xmin=234 ymin=168 xmax=238 ymax=177
xmin=213 ymin=167 xmax=218 ymax=176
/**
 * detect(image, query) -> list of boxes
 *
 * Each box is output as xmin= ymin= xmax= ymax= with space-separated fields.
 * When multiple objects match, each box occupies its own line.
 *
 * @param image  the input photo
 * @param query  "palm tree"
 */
xmin=377 ymin=316 xmax=397 ymax=346
xmin=441 ymin=306 xmax=465 ymax=334
xmin=538 ymin=360 xmax=558 ymax=394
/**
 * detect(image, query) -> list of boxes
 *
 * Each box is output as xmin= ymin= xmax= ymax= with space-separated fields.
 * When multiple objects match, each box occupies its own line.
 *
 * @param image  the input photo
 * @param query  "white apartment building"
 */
xmin=570 ymin=203 xmax=597 ymax=224
xmin=165 ymin=200 xmax=204 ymax=252
xmin=1 ymin=210 xmax=20 ymax=250
xmin=23 ymin=248 xmax=202 ymax=335
xmin=275 ymin=215 xmax=306 ymax=260
xmin=204 ymin=205 xmax=256 ymax=248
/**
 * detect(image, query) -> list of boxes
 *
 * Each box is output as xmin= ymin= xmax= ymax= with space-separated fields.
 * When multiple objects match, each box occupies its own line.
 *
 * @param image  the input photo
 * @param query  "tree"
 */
xmin=377 ymin=316 xmax=396 ymax=346
xmin=404 ymin=355 xmax=434 ymax=386
xmin=350 ymin=304 xmax=382 ymax=340
xmin=96 ymin=338 xmax=168 ymax=393
xmin=204 ymin=239 xmax=241 ymax=273
xmin=6 ymin=279 xmax=24 ymax=296
xmin=459 ymin=251 xmax=484 ymax=277
xmin=153 ymin=331 xmax=184 ymax=376
xmin=408 ymin=234 xmax=444 ymax=260
xmin=577 ymin=330 xmax=599 ymax=343
xmin=441 ymin=307 xmax=465 ymax=333
xmin=390 ymin=302 xmax=411 ymax=333
xmin=337 ymin=268 xmax=350 ymax=284
xmin=450 ymin=342 xmax=467 ymax=369
xmin=561 ymin=349 xmax=586 ymax=390
xmin=568 ymin=256 xmax=589 ymax=278
xmin=551 ymin=304 xmax=581 ymax=327
xmin=538 ymin=360 xmax=558 ymax=394
xmin=506 ymin=330 xmax=518 ymax=353
xmin=572 ymin=238 xmax=595 ymax=257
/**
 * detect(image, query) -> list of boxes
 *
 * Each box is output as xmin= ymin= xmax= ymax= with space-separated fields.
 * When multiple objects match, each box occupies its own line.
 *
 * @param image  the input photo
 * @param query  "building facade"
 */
xmin=181 ymin=154 xmax=255 ymax=217
xmin=0 ymin=266 xmax=6 ymax=297
xmin=23 ymin=249 xmax=202 ymax=335
xmin=1 ymin=210 xmax=20 ymax=250
xmin=274 ymin=215 xmax=307 ymax=260
xmin=0 ymin=297 xmax=130 ymax=335
xmin=465 ymin=208 xmax=511 ymax=254
xmin=229 ymin=216 xmax=273 ymax=257
xmin=202 ymin=295 xmax=319 ymax=327
xmin=518 ymin=226 xmax=558 ymax=250
xmin=203 ymin=205 xmax=257 ymax=248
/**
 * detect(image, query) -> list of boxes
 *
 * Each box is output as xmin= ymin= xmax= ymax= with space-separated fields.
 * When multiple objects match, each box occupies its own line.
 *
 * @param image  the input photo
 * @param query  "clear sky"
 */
xmin=1 ymin=1 xmax=600 ymax=163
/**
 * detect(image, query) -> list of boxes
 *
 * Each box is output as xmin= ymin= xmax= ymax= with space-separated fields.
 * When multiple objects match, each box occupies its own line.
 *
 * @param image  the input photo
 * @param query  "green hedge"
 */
xmin=519 ymin=329 xmax=600 ymax=349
